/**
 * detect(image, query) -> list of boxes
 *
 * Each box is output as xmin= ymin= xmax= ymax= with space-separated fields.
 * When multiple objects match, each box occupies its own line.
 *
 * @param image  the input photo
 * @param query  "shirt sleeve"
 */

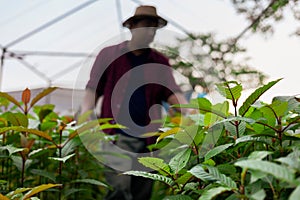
xmin=86 ymin=49 xmax=108 ymax=97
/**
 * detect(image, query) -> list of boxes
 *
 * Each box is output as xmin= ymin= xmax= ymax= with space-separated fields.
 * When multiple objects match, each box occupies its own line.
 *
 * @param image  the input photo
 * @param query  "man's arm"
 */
xmin=80 ymin=88 xmax=97 ymax=115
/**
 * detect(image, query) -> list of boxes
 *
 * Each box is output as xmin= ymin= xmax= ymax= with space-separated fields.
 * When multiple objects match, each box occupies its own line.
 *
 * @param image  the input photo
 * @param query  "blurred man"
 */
xmin=81 ymin=5 xmax=188 ymax=200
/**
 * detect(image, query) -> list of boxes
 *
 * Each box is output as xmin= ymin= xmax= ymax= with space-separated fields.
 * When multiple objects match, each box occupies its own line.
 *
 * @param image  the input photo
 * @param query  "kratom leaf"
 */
xmin=49 ymin=153 xmax=75 ymax=163
xmin=4 ymin=112 xmax=28 ymax=127
xmin=276 ymin=157 xmax=300 ymax=170
xmin=22 ymin=184 xmax=61 ymax=199
xmin=30 ymin=87 xmax=57 ymax=108
xmin=0 ymin=126 xmax=52 ymax=141
xmin=188 ymin=165 xmax=215 ymax=182
xmin=0 ymin=145 xmax=24 ymax=156
xmin=64 ymin=188 xmax=87 ymax=198
xmin=72 ymin=179 xmax=109 ymax=188
xmin=0 ymin=92 xmax=22 ymax=108
xmin=204 ymin=102 xmax=229 ymax=126
xmin=28 ymin=148 xmax=46 ymax=158
xmin=175 ymin=172 xmax=193 ymax=185
xmin=169 ymin=148 xmax=191 ymax=174
xmin=157 ymin=127 xmax=181 ymax=143
xmin=123 ymin=171 xmax=174 ymax=186
xmin=172 ymin=97 xmax=211 ymax=111
xmin=162 ymin=194 xmax=193 ymax=200
xmin=224 ymin=120 xmax=246 ymax=136
xmin=30 ymin=169 xmax=56 ymax=182
xmin=248 ymin=151 xmax=273 ymax=160
xmin=199 ymin=124 xmax=224 ymax=158
xmin=269 ymin=100 xmax=289 ymax=117
xmin=206 ymin=165 xmax=237 ymax=189
xmin=11 ymin=156 xmax=32 ymax=172
xmin=235 ymin=160 xmax=295 ymax=183
xmin=199 ymin=186 xmax=232 ymax=200
xmin=289 ymin=185 xmax=300 ymax=200
xmin=6 ymin=188 xmax=31 ymax=198
xmin=99 ymin=123 xmax=126 ymax=130
xmin=138 ymin=157 xmax=170 ymax=175
xmin=235 ymin=135 xmax=266 ymax=145
xmin=174 ymin=125 xmax=203 ymax=146
xmin=216 ymin=81 xmax=242 ymax=101
xmin=22 ymin=88 xmax=31 ymax=105
xmin=205 ymin=143 xmax=233 ymax=161
xmin=250 ymin=189 xmax=266 ymax=200
xmin=239 ymin=79 xmax=282 ymax=116
xmin=217 ymin=164 xmax=237 ymax=176
xmin=62 ymin=137 xmax=81 ymax=157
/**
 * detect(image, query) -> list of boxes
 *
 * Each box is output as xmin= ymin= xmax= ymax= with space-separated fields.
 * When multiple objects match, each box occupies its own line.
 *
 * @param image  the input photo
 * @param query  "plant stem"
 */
xmin=21 ymin=157 xmax=25 ymax=187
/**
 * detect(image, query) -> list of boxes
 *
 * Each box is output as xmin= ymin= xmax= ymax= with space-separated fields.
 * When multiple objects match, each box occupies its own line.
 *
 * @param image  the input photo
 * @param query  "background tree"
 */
xmin=159 ymin=0 xmax=299 ymax=95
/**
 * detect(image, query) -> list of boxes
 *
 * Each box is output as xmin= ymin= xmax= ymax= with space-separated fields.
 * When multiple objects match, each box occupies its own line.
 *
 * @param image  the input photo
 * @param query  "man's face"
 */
xmin=130 ymin=18 xmax=158 ymax=47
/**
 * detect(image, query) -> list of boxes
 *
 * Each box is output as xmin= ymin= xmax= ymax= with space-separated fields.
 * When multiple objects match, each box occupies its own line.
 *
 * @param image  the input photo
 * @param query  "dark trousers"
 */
xmin=104 ymin=134 xmax=153 ymax=200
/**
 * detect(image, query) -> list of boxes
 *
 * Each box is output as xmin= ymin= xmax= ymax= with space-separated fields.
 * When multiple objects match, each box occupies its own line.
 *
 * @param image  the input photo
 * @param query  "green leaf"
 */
xmin=169 ymin=148 xmax=192 ymax=174
xmin=64 ymin=188 xmax=87 ymax=198
xmin=123 ymin=171 xmax=174 ymax=186
xmin=38 ymin=108 xmax=53 ymax=122
xmin=188 ymin=165 xmax=215 ymax=182
xmin=204 ymin=102 xmax=229 ymax=126
xmin=72 ymin=179 xmax=109 ymax=188
xmin=0 ymin=145 xmax=24 ymax=156
xmin=22 ymin=184 xmax=61 ymax=200
xmin=6 ymin=188 xmax=31 ymax=198
xmin=4 ymin=112 xmax=28 ymax=127
xmin=30 ymin=169 xmax=56 ymax=182
xmin=28 ymin=148 xmax=48 ymax=158
xmin=30 ymin=87 xmax=57 ymax=108
xmin=250 ymin=189 xmax=266 ymax=200
xmin=235 ymin=160 xmax=295 ymax=183
xmin=205 ymin=143 xmax=233 ymax=161
xmin=239 ymin=79 xmax=282 ymax=116
xmin=138 ymin=157 xmax=170 ymax=175
xmin=49 ymin=153 xmax=75 ymax=163
xmin=217 ymin=164 xmax=237 ymax=176
xmin=175 ymin=172 xmax=193 ymax=185
xmin=199 ymin=186 xmax=232 ymax=200
xmin=248 ymin=151 xmax=273 ymax=160
xmin=269 ymin=99 xmax=289 ymax=117
xmin=157 ymin=127 xmax=181 ymax=143
xmin=216 ymin=81 xmax=242 ymax=101
xmin=289 ymin=185 xmax=300 ymax=200
xmin=206 ymin=165 xmax=237 ymax=189
xmin=276 ymin=157 xmax=300 ymax=170
xmin=0 ymin=92 xmax=22 ymax=108
xmin=62 ymin=137 xmax=81 ymax=157
xmin=0 ymin=126 xmax=52 ymax=141
xmin=199 ymin=124 xmax=224 ymax=158
xmin=11 ymin=156 xmax=32 ymax=171
xmin=235 ymin=135 xmax=267 ymax=145
xmin=163 ymin=194 xmax=193 ymax=200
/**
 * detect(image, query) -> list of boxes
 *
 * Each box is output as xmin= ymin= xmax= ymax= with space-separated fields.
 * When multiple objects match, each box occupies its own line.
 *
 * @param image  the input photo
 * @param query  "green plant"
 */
xmin=124 ymin=79 xmax=300 ymax=200
xmin=0 ymin=88 xmax=117 ymax=199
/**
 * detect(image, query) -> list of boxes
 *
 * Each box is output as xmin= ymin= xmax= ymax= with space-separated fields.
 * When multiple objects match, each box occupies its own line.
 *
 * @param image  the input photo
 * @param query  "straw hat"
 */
xmin=122 ymin=5 xmax=167 ymax=28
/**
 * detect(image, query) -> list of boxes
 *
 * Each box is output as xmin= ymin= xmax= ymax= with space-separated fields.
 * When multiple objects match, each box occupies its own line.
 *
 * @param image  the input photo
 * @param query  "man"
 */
xmin=81 ymin=5 xmax=189 ymax=200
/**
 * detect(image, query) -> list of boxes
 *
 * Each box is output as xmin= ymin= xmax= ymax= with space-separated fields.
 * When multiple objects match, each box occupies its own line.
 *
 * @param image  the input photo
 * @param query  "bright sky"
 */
xmin=0 ymin=0 xmax=299 ymax=104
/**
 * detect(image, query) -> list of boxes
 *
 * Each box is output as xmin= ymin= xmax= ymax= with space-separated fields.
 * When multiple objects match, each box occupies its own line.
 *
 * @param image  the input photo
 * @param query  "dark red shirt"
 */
xmin=86 ymin=41 xmax=181 ymax=143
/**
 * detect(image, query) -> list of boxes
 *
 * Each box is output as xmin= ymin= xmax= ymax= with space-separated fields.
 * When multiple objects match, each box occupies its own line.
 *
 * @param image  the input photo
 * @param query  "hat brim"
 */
xmin=122 ymin=15 xmax=167 ymax=29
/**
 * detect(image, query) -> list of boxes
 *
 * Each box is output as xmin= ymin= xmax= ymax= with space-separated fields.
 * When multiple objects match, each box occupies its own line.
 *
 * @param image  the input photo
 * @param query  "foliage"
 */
xmin=230 ymin=0 xmax=300 ymax=37
xmin=0 ymin=88 xmax=113 ymax=199
xmin=158 ymin=33 xmax=267 ymax=93
xmin=124 ymin=79 xmax=300 ymax=200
